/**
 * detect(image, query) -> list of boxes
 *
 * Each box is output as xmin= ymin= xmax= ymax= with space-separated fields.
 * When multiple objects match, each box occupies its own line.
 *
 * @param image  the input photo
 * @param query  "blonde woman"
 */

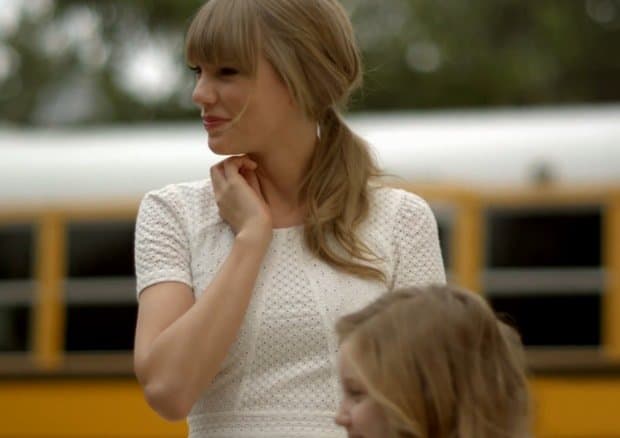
xmin=335 ymin=285 xmax=531 ymax=438
xmin=133 ymin=0 xmax=445 ymax=436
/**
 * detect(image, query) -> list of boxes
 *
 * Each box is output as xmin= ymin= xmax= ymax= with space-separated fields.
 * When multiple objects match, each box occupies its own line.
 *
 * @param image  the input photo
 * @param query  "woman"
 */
xmin=335 ymin=285 xmax=531 ymax=438
xmin=133 ymin=0 xmax=445 ymax=436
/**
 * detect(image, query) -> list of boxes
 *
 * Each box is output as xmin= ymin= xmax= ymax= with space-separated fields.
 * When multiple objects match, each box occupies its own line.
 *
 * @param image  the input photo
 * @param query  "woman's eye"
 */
xmin=219 ymin=67 xmax=239 ymax=76
xmin=188 ymin=66 xmax=201 ymax=76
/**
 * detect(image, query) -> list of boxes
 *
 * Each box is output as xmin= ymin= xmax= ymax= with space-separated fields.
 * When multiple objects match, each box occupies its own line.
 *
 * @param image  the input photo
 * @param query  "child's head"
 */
xmin=335 ymin=285 xmax=530 ymax=438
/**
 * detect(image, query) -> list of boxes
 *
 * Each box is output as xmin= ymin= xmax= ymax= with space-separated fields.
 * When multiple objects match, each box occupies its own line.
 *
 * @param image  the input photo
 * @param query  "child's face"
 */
xmin=335 ymin=341 xmax=391 ymax=438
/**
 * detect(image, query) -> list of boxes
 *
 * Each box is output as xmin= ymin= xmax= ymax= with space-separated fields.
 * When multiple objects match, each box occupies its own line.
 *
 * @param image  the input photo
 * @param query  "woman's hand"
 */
xmin=210 ymin=156 xmax=272 ymax=244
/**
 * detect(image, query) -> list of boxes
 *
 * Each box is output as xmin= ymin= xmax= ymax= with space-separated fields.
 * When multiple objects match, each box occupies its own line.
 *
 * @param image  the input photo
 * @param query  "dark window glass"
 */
xmin=489 ymin=293 xmax=600 ymax=346
xmin=436 ymin=221 xmax=451 ymax=269
xmin=67 ymin=221 xmax=135 ymax=277
xmin=487 ymin=208 xmax=601 ymax=267
xmin=0 ymin=224 xmax=33 ymax=279
xmin=65 ymin=304 xmax=137 ymax=351
xmin=0 ymin=306 xmax=29 ymax=351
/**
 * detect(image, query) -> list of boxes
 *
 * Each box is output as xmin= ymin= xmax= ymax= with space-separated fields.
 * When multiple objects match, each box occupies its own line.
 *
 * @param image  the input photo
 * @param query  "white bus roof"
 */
xmin=2 ymin=105 xmax=619 ymax=206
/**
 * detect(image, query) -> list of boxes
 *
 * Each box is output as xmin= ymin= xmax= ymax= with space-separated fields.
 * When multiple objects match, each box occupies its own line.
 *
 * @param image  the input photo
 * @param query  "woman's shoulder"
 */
xmin=138 ymin=178 xmax=218 ymax=225
xmin=143 ymin=178 xmax=213 ymax=202
xmin=369 ymin=184 xmax=433 ymax=218
xmin=145 ymin=178 xmax=213 ymax=199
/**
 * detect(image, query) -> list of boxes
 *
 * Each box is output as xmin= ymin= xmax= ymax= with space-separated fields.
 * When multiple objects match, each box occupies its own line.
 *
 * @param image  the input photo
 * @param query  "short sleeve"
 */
xmin=134 ymin=188 xmax=192 ymax=297
xmin=391 ymin=192 xmax=446 ymax=290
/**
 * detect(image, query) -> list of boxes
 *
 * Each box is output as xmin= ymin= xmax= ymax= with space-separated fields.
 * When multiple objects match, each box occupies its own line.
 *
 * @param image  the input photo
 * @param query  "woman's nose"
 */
xmin=192 ymin=76 xmax=217 ymax=107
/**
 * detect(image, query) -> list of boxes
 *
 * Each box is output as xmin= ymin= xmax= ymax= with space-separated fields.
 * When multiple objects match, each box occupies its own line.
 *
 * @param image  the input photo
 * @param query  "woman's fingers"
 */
xmin=221 ymin=158 xmax=237 ymax=180
xmin=234 ymin=156 xmax=263 ymax=199
xmin=209 ymin=156 xmax=271 ymax=234
xmin=243 ymin=168 xmax=264 ymax=200
xmin=240 ymin=156 xmax=258 ymax=170
xmin=212 ymin=155 xmax=260 ymax=196
xmin=221 ymin=156 xmax=258 ymax=180
xmin=210 ymin=162 xmax=225 ymax=192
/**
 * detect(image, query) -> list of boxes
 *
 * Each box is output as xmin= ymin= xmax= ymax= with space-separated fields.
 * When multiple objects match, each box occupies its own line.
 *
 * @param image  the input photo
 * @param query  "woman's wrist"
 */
xmin=235 ymin=220 xmax=273 ymax=250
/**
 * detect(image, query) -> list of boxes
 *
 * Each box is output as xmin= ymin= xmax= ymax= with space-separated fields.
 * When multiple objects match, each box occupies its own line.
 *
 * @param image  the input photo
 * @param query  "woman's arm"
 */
xmin=134 ymin=157 xmax=272 ymax=421
xmin=134 ymin=226 xmax=270 ymax=421
xmin=391 ymin=191 xmax=446 ymax=290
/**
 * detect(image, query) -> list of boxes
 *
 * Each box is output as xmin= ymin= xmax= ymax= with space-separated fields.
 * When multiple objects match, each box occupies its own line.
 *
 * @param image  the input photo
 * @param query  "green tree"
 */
xmin=0 ymin=0 xmax=618 ymax=126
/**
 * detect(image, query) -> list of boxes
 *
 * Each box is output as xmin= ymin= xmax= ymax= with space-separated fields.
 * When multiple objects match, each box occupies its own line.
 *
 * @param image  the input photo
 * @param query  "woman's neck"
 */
xmin=249 ymin=120 xmax=316 ymax=227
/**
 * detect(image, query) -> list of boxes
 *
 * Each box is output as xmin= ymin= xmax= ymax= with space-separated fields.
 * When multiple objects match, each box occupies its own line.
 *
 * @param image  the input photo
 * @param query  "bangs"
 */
xmin=185 ymin=0 xmax=260 ymax=74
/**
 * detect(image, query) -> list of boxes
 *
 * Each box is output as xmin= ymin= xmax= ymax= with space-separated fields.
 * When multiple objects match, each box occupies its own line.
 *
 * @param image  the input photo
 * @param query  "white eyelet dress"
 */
xmin=135 ymin=178 xmax=446 ymax=437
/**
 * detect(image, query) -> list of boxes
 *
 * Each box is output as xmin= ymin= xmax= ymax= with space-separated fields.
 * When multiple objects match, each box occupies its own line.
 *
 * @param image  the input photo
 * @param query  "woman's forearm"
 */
xmin=137 ymin=230 xmax=271 ymax=419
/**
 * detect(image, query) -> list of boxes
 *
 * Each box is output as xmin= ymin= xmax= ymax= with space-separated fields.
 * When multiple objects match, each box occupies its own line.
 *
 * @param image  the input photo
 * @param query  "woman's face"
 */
xmin=335 ymin=341 xmax=392 ymax=438
xmin=191 ymin=54 xmax=297 ymax=156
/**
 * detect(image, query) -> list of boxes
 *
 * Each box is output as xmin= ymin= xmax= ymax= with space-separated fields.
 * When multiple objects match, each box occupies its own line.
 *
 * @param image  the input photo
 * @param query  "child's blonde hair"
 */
xmin=336 ymin=285 xmax=531 ymax=438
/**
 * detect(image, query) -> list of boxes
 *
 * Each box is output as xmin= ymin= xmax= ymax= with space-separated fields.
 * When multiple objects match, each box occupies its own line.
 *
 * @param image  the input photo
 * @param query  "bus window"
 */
xmin=489 ymin=292 xmax=601 ymax=347
xmin=0 ymin=306 xmax=29 ymax=352
xmin=433 ymin=207 xmax=452 ymax=271
xmin=64 ymin=303 xmax=137 ymax=351
xmin=67 ymin=221 xmax=135 ymax=277
xmin=484 ymin=206 xmax=603 ymax=347
xmin=0 ymin=224 xmax=34 ymax=352
xmin=0 ymin=224 xmax=34 ymax=279
xmin=486 ymin=207 xmax=601 ymax=268
xmin=65 ymin=220 xmax=136 ymax=351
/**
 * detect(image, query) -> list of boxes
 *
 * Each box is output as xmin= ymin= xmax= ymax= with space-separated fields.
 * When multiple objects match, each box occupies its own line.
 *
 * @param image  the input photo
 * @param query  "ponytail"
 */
xmin=300 ymin=107 xmax=385 ymax=282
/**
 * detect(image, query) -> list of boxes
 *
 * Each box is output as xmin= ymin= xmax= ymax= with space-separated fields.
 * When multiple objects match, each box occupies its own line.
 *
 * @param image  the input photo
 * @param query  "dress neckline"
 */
xmin=271 ymin=224 xmax=304 ymax=234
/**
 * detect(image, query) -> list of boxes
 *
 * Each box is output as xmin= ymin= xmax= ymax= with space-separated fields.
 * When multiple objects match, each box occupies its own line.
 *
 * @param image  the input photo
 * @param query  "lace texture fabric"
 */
xmin=135 ymin=179 xmax=446 ymax=437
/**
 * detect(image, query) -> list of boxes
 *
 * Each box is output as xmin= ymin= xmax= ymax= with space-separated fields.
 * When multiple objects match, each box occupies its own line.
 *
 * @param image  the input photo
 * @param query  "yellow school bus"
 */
xmin=1 ymin=106 xmax=619 ymax=437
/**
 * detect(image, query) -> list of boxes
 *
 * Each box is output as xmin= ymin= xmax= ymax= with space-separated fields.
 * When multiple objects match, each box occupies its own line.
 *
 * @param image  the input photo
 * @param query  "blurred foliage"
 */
xmin=0 ymin=0 xmax=619 ymax=126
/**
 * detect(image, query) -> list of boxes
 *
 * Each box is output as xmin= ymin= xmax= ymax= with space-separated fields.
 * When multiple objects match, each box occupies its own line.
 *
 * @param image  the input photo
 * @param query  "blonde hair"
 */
xmin=336 ymin=285 xmax=531 ymax=438
xmin=185 ymin=0 xmax=384 ymax=281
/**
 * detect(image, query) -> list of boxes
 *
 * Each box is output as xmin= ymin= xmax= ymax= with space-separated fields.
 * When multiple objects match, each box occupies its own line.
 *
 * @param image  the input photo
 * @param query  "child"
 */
xmin=335 ymin=285 xmax=531 ymax=438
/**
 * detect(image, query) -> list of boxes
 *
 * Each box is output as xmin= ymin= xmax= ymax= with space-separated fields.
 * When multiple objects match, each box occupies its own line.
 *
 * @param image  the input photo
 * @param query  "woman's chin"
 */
xmin=207 ymin=139 xmax=233 ymax=155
